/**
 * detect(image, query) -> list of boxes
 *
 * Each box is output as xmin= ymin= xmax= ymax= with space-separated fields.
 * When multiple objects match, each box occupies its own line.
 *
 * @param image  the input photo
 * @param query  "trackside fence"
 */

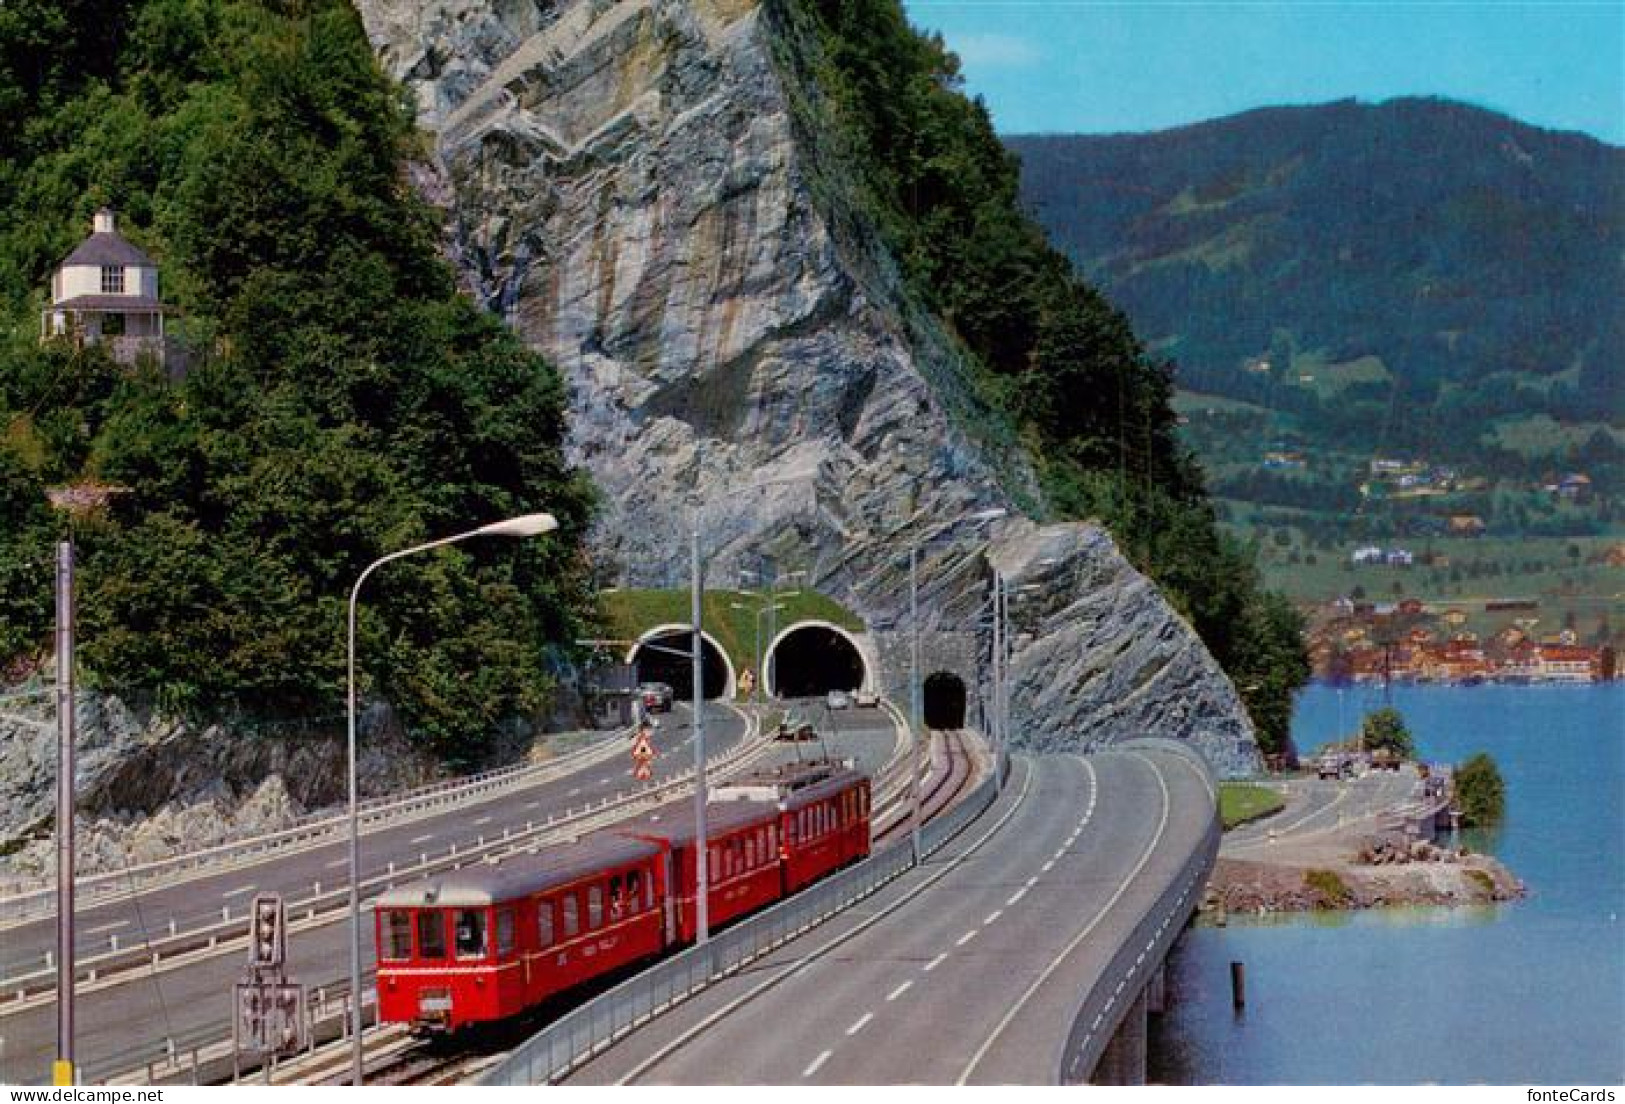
xmin=481 ymin=757 xmax=1007 ymax=1085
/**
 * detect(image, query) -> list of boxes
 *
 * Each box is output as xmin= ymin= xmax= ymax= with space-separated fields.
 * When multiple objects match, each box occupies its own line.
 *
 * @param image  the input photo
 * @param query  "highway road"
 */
xmin=1223 ymin=764 xmax=1421 ymax=853
xmin=0 ymin=702 xmax=904 ymax=1084
xmin=561 ymin=745 xmax=1215 ymax=1085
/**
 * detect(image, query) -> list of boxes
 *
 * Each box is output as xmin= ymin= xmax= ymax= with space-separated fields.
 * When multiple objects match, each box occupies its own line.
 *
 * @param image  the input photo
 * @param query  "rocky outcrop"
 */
xmin=0 ymin=688 xmax=437 ymax=884
xmin=351 ymin=0 xmax=1260 ymax=775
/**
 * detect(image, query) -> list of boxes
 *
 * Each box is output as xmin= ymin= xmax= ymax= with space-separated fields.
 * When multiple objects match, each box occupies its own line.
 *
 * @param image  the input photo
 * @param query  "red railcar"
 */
xmin=373 ymin=761 xmax=869 ymax=1033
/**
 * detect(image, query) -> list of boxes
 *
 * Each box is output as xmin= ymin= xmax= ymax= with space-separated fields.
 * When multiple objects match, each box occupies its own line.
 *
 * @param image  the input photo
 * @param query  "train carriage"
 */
xmin=374 ymin=835 xmax=667 ymax=1032
xmin=372 ymin=760 xmax=871 ymax=1034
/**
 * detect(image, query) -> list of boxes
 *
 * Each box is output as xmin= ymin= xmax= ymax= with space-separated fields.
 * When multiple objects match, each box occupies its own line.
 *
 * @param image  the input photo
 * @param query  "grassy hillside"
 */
xmin=1009 ymin=100 xmax=1625 ymax=562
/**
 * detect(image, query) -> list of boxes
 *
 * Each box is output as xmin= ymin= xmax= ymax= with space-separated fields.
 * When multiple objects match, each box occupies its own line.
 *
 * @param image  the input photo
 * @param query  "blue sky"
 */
xmin=903 ymin=2 xmax=1625 ymax=144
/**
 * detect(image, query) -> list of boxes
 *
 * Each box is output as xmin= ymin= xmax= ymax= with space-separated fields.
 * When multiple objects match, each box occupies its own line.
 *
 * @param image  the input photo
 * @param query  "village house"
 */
xmin=40 ymin=207 xmax=173 ymax=370
xmin=1447 ymin=514 xmax=1486 ymax=536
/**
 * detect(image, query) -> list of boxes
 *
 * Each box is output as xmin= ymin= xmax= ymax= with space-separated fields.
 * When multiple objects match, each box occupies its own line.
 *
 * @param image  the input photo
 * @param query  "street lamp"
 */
xmin=346 ymin=511 xmax=557 ymax=1086
xmin=730 ymin=599 xmax=789 ymax=703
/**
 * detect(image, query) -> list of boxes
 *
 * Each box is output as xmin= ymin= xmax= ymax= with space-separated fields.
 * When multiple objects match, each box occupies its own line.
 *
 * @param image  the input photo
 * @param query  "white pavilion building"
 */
xmin=40 ymin=207 xmax=171 ymax=367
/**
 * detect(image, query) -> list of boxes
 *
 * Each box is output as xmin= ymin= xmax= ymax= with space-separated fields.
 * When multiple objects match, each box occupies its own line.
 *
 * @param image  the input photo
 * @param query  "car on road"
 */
xmin=826 ymin=689 xmax=851 ymax=710
xmin=853 ymin=688 xmax=879 ymax=708
xmin=639 ymin=682 xmax=674 ymax=712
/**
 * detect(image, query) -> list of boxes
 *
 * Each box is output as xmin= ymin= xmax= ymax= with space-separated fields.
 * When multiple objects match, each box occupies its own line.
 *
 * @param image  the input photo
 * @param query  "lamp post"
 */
xmin=54 ymin=542 xmax=75 ymax=1088
xmin=730 ymin=599 xmax=788 ymax=703
xmin=346 ymin=511 xmax=557 ymax=1086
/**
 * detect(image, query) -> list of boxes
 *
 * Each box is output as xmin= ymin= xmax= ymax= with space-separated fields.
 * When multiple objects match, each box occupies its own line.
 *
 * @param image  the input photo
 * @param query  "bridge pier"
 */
xmin=1090 ymin=987 xmax=1148 ymax=1086
xmin=1146 ymin=962 xmax=1167 ymax=1015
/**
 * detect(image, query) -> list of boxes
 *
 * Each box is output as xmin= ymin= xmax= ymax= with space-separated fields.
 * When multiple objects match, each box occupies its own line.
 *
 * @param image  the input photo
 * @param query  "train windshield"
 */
xmin=381 ymin=911 xmax=412 ymax=960
xmin=417 ymin=910 xmax=447 ymax=959
xmin=454 ymin=908 xmax=488 ymax=959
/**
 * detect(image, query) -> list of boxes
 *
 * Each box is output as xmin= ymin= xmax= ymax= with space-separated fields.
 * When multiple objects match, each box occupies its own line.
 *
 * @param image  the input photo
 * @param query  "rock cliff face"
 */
xmin=0 ymin=690 xmax=436 ymax=885
xmin=352 ymin=0 xmax=1261 ymax=776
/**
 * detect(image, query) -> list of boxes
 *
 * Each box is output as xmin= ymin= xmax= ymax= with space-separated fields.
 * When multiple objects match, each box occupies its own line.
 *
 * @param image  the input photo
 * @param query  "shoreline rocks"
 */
xmin=1203 ymin=841 xmax=1525 ymax=917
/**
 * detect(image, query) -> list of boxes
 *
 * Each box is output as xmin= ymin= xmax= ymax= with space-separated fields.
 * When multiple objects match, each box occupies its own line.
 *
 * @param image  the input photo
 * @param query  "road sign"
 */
xmin=249 ymin=894 xmax=285 ymax=968
xmin=234 ymin=979 xmax=305 ymax=1056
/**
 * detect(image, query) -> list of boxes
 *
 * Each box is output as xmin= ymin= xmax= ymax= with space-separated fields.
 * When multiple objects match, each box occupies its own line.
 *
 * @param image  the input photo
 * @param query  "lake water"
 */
xmin=1149 ymin=682 xmax=1625 ymax=1085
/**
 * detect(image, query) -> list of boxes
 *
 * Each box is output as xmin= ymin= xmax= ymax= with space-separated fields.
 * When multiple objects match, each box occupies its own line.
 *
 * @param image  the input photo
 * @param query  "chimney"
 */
xmin=93 ymin=207 xmax=116 ymax=235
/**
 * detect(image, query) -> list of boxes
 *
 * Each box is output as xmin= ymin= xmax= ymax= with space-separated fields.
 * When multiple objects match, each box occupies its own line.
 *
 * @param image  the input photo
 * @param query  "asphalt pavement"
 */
xmin=563 ymin=746 xmax=1215 ymax=1085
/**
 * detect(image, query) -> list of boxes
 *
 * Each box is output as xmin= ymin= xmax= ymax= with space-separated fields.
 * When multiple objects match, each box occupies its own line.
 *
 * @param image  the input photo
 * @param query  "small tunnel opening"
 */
xmin=632 ymin=631 xmax=729 ymax=700
xmin=768 ymin=625 xmax=866 ymax=698
xmin=923 ymin=671 xmax=967 ymax=729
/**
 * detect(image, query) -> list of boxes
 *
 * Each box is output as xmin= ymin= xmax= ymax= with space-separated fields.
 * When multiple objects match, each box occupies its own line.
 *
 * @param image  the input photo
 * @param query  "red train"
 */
xmin=373 ymin=760 xmax=870 ymax=1032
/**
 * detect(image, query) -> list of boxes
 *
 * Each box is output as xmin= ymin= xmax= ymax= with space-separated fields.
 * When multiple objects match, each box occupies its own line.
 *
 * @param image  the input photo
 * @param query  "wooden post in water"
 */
xmin=1230 ymin=961 xmax=1246 ymax=1009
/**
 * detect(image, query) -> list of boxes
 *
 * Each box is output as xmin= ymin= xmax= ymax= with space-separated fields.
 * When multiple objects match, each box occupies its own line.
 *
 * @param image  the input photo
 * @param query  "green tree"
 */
xmin=1454 ymin=752 xmax=1505 ymax=827
xmin=1360 ymin=706 xmax=1415 ymax=758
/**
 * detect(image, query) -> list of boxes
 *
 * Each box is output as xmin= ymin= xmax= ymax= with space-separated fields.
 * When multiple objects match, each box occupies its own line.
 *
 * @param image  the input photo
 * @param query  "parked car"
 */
xmin=826 ymin=689 xmax=851 ymax=710
xmin=639 ymin=682 xmax=674 ymax=712
xmin=853 ymin=689 xmax=879 ymax=708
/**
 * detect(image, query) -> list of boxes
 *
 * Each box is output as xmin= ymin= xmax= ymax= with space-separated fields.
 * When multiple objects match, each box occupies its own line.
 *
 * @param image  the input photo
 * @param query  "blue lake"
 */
xmin=1150 ymin=682 xmax=1625 ymax=1084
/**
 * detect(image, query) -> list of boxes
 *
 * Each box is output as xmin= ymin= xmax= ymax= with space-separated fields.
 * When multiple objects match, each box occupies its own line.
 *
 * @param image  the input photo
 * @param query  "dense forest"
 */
xmin=1007 ymin=100 xmax=1625 ymax=469
xmin=0 ymin=0 xmax=595 ymax=762
xmin=777 ymin=0 xmax=1310 ymax=754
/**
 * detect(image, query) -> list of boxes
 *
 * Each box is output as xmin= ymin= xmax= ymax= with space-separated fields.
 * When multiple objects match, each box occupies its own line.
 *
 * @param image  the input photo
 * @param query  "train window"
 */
xmin=709 ymin=845 xmax=721 ymax=878
xmin=588 ymin=885 xmax=603 ymax=928
xmin=382 ymin=911 xmax=412 ymax=960
xmin=496 ymin=909 xmax=515 ymax=956
xmin=609 ymin=875 xmax=623 ymax=919
xmin=643 ymin=867 xmax=656 ymax=910
xmin=744 ymin=835 xmax=756 ymax=868
xmin=417 ymin=911 xmax=447 ymax=959
xmin=454 ymin=909 xmax=488 ymax=960
xmin=561 ymin=894 xmax=579 ymax=938
xmin=627 ymin=870 xmax=642 ymax=912
xmin=538 ymin=900 xmax=555 ymax=947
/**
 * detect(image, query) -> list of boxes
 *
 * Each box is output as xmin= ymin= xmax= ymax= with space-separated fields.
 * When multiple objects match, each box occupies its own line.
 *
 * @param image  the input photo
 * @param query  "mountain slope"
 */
xmin=1008 ymin=99 xmax=1625 ymax=469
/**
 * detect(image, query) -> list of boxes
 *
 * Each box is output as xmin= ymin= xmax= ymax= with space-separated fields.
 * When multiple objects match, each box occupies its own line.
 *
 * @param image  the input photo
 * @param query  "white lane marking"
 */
xmin=1026 ymin=876 xmax=1039 ymax=888
xmin=1041 ymin=860 xmax=1055 ymax=873
xmin=472 ymin=815 xmax=493 ymax=826
xmin=87 ymin=920 xmax=129 ymax=935
xmin=325 ymin=858 xmax=349 ymax=869
xmin=956 ymin=929 xmax=977 ymax=947
xmin=846 ymin=1012 xmax=874 ymax=1036
xmin=887 ymin=980 xmax=913 ymax=1002
xmin=220 ymin=884 xmax=255 ymax=899
xmin=567 ymin=787 xmax=582 ymax=797
xmin=803 ymin=1050 xmax=832 ymax=1078
xmin=410 ymin=834 xmax=435 ymax=844
xmin=983 ymin=910 xmax=1003 ymax=925
xmin=924 ymin=953 xmax=949 ymax=972
xmin=1006 ymin=888 xmax=1028 ymax=907
xmin=962 ymin=753 xmax=1181 ymax=1085
xmin=524 ymin=801 xmax=540 ymax=810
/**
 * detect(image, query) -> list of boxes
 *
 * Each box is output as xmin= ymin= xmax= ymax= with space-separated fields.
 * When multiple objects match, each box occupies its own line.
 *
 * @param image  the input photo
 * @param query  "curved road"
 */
xmin=562 ymin=746 xmax=1215 ymax=1085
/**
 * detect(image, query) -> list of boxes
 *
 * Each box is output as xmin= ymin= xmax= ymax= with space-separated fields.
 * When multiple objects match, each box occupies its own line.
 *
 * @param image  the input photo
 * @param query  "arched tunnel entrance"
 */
xmin=766 ymin=623 xmax=868 ymax=698
xmin=629 ymin=628 xmax=733 ymax=701
xmin=923 ymin=671 xmax=967 ymax=729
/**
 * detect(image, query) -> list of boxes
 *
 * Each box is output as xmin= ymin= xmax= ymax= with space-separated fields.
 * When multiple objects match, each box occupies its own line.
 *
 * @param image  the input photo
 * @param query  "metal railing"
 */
xmin=0 ymin=725 xmax=635 ymax=922
xmin=481 ymin=750 xmax=1006 ymax=1085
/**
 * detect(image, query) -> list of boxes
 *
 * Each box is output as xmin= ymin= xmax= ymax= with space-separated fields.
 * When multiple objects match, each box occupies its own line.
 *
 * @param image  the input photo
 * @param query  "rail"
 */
xmin=480 ymin=746 xmax=1007 ymax=1085
xmin=1056 ymin=739 xmax=1221 ymax=1084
